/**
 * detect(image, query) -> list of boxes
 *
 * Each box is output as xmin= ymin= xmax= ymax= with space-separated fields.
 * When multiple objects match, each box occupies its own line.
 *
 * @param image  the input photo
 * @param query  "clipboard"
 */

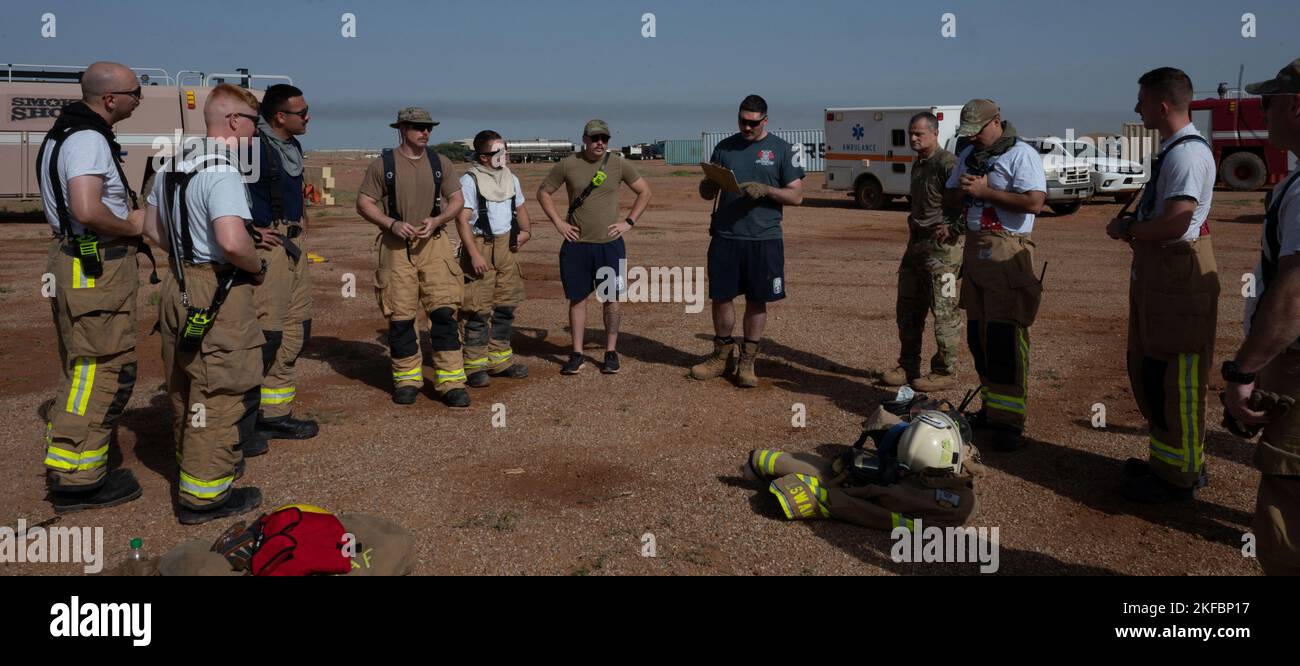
xmin=700 ymin=162 xmax=741 ymax=193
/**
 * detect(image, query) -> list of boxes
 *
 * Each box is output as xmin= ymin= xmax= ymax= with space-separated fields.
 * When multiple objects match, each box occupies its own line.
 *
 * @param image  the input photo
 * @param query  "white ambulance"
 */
xmin=823 ymin=105 xmax=962 ymax=209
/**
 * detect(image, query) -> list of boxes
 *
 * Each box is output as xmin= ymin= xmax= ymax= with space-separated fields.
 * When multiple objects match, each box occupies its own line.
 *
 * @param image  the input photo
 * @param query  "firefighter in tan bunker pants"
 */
xmin=143 ymin=83 xmax=268 ymax=524
xmin=37 ymin=61 xmax=149 ymax=512
xmin=944 ymin=99 xmax=1047 ymax=453
xmin=1108 ymin=67 xmax=1219 ymax=504
xmin=356 ymin=107 xmax=469 ymax=407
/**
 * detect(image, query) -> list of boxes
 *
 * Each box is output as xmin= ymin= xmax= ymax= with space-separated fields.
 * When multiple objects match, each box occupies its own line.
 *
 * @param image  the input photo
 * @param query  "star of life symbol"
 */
xmin=852 ymin=124 xmax=865 ymax=140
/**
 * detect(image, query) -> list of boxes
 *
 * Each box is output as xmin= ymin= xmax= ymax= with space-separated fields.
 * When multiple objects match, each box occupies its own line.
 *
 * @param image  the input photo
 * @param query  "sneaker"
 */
xmin=256 ymin=414 xmax=319 ymax=440
xmin=466 ymin=371 xmax=491 ymax=388
xmin=393 ymin=386 xmax=419 ymax=405
xmin=50 ymin=468 xmax=143 ymax=514
xmin=492 ymin=364 xmax=529 ymax=379
xmin=912 ymin=373 xmax=956 ymax=392
xmin=178 ymin=487 xmax=263 ymax=525
xmin=561 ymin=353 xmax=585 ymax=375
xmin=602 ymin=351 xmax=621 ymax=374
xmin=442 ymin=388 xmax=471 ymax=408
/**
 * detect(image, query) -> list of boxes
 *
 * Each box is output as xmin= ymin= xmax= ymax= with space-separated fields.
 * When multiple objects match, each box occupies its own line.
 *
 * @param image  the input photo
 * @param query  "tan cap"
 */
xmin=1246 ymin=58 xmax=1300 ymax=95
xmin=390 ymin=107 xmax=439 ymax=128
xmin=583 ymin=118 xmax=610 ymax=136
xmin=956 ymin=99 xmax=1000 ymax=138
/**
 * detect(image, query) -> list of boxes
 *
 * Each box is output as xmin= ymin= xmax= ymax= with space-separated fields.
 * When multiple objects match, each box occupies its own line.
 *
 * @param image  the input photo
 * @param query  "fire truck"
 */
xmin=1191 ymin=85 xmax=1292 ymax=191
xmin=1 ymin=63 xmax=292 ymax=201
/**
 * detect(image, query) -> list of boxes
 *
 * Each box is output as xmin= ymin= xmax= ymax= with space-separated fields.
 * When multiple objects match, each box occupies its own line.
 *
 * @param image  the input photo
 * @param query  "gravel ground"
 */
xmin=0 ymin=159 xmax=1272 ymax=576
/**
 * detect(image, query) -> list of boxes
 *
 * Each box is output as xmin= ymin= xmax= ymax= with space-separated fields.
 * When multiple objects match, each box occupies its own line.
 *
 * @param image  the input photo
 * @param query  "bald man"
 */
xmin=37 ymin=61 xmax=148 ymax=512
xmin=143 ymin=83 xmax=266 ymax=524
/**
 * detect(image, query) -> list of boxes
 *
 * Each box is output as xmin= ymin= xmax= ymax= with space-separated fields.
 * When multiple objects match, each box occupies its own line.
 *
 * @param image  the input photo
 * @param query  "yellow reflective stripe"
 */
xmin=489 ymin=349 xmax=513 ymax=361
xmin=260 ymin=386 xmax=296 ymax=405
xmin=767 ymin=451 xmax=783 ymax=475
xmin=1148 ymin=435 xmax=1186 ymax=465
xmin=179 ymin=471 xmax=234 ymax=499
xmin=982 ymin=390 xmax=1026 ymax=415
xmin=891 ymin=512 xmax=915 ymax=532
xmin=43 ymin=443 xmax=109 ymax=471
xmin=464 ymin=357 xmax=490 ymax=370
xmin=769 ymin=482 xmax=796 ymax=520
xmin=71 ymin=257 xmax=95 ymax=289
xmin=1181 ymin=353 xmax=1202 ymax=473
xmin=755 ymin=450 xmax=770 ymax=476
xmin=435 ymin=369 xmax=467 ymax=384
xmin=65 ymin=357 xmax=96 ymax=415
xmin=393 ymin=369 xmax=422 ymax=381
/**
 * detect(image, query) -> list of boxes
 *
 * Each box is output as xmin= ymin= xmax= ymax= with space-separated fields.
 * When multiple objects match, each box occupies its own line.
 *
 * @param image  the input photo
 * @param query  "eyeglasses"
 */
xmin=281 ymin=106 xmax=309 ymax=118
xmin=228 ymin=112 xmax=259 ymax=124
xmin=587 ymin=134 xmax=610 ymax=144
xmin=406 ymin=123 xmax=433 ymax=133
xmin=738 ymin=115 xmax=767 ymax=129
xmin=107 ymin=87 xmax=142 ymax=101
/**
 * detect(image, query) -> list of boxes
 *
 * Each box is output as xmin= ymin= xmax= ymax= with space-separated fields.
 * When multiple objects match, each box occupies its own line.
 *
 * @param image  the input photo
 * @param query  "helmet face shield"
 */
xmin=898 ymin=410 xmax=964 ymax=475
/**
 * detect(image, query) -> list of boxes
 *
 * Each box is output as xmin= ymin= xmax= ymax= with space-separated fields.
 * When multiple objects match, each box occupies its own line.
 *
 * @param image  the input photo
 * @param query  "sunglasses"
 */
xmin=228 ymin=112 xmax=259 ymax=124
xmin=587 ymin=134 xmax=610 ymax=143
xmin=407 ymin=123 xmax=434 ymax=132
xmin=108 ymin=87 xmax=142 ymax=101
xmin=738 ymin=115 xmax=767 ymax=128
xmin=281 ymin=106 xmax=309 ymax=118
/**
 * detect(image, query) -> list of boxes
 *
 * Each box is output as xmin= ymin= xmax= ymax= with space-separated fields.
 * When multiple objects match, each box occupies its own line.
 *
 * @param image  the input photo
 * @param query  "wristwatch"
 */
xmin=625 ymin=217 xmax=636 ymax=227
xmin=1221 ymin=360 xmax=1256 ymax=385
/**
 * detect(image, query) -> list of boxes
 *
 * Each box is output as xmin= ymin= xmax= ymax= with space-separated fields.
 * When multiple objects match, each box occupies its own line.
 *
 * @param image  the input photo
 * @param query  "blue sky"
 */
xmin=5 ymin=0 xmax=1298 ymax=148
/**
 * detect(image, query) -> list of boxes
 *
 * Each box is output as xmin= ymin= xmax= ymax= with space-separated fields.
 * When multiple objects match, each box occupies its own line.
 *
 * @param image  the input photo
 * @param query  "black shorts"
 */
xmin=707 ymin=236 xmax=786 ymax=302
xmin=559 ymin=238 xmax=626 ymax=301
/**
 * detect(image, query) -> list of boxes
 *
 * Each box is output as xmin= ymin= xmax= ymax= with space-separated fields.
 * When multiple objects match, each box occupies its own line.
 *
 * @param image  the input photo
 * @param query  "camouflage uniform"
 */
xmin=896 ymin=148 xmax=964 ymax=377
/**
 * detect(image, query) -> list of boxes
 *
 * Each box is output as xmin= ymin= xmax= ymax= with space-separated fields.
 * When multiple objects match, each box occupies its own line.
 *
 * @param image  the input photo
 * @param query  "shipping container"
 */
xmin=701 ymin=129 xmax=825 ymax=172
xmin=663 ymin=139 xmax=702 ymax=165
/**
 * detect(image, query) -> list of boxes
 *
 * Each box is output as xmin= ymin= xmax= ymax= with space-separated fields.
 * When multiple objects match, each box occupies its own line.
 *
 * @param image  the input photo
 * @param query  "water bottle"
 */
xmin=128 ymin=538 xmax=144 ymax=562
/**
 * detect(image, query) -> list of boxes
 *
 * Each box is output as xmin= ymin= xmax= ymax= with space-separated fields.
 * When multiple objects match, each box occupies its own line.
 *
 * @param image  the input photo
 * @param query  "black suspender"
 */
xmin=1136 ymin=133 xmax=1210 ymax=222
xmin=1262 ymin=170 xmax=1300 ymax=290
xmin=566 ymin=152 xmax=611 ymax=224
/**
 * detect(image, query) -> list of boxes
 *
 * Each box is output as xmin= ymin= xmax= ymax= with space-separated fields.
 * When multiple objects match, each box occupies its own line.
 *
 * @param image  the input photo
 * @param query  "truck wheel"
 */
xmin=854 ymin=177 xmax=886 ymax=210
xmin=1049 ymin=201 xmax=1082 ymax=216
xmin=1220 ymin=152 xmax=1267 ymax=191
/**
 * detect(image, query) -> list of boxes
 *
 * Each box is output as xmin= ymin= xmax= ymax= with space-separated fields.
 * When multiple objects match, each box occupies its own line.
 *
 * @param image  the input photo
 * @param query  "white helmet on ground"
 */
xmin=897 ymin=410 xmax=964 ymax=475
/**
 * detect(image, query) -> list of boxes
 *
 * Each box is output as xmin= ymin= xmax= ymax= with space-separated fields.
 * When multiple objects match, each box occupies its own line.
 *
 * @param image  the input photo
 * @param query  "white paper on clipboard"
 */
xmin=700 ymin=162 xmax=741 ymax=193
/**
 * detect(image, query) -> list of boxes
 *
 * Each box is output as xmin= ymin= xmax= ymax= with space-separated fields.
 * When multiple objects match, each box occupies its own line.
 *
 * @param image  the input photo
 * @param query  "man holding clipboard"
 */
xmin=692 ymin=95 xmax=805 ymax=388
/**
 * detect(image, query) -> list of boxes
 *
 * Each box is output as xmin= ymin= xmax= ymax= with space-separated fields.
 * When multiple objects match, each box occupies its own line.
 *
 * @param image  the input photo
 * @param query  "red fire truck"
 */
xmin=1191 ymin=88 xmax=1292 ymax=191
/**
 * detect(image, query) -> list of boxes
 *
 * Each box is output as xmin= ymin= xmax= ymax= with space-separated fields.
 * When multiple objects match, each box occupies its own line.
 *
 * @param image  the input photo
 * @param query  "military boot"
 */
xmin=690 ymin=337 xmax=737 ymax=381
xmin=736 ymin=340 xmax=761 ymax=388
xmin=912 ymin=373 xmax=956 ymax=392
xmin=881 ymin=365 xmax=919 ymax=387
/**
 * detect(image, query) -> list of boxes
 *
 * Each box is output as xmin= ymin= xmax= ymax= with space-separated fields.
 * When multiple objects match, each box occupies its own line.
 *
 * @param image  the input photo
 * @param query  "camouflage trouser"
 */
xmin=896 ymin=232 xmax=964 ymax=376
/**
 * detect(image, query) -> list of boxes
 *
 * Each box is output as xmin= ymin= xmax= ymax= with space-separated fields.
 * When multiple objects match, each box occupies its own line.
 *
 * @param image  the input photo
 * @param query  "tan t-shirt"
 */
xmin=542 ymin=152 xmax=641 ymax=243
xmin=359 ymin=150 xmax=460 ymax=224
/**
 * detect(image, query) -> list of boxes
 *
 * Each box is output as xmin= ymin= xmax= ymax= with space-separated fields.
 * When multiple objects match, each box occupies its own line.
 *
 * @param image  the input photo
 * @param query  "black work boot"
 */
xmin=178 ymin=487 xmax=263 ymax=525
xmin=256 ymin=414 xmax=319 ymax=440
xmin=466 ymin=371 xmax=491 ymax=388
xmin=393 ymin=386 xmax=419 ymax=405
xmin=492 ymin=364 xmax=530 ymax=379
xmin=50 ymin=468 xmax=143 ymax=514
xmin=239 ymin=432 xmax=269 ymax=458
xmin=1121 ymin=458 xmax=1198 ymax=504
xmin=442 ymin=388 xmax=471 ymax=408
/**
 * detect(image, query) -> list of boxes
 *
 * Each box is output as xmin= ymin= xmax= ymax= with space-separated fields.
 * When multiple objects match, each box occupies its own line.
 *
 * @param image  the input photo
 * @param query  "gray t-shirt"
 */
xmin=709 ymin=133 xmax=805 ymax=241
xmin=147 ymin=150 xmax=252 ymax=264
xmin=1142 ymin=123 xmax=1215 ymax=242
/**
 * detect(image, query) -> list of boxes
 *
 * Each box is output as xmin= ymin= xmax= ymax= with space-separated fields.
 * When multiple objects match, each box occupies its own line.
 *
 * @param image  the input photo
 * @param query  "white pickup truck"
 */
xmin=1024 ymin=137 xmax=1095 ymax=215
